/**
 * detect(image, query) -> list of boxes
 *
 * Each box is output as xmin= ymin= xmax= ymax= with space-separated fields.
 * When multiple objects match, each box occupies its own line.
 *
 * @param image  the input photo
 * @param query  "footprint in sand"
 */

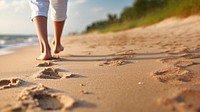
xmin=159 ymin=58 xmax=197 ymax=68
xmin=161 ymin=48 xmax=200 ymax=63
xmin=34 ymin=68 xmax=75 ymax=79
xmin=151 ymin=66 xmax=193 ymax=83
xmin=99 ymin=50 xmax=134 ymax=66
xmin=99 ymin=59 xmax=130 ymax=66
xmin=166 ymin=50 xmax=200 ymax=59
xmin=36 ymin=61 xmax=54 ymax=67
xmin=159 ymin=89 xmax=200 ymax=112
xmin=163 ymin=47 xmax=190 ymax=54
xmin=158 ymin=56 xmax=178 ymax=63
xmin=0 ymin=78 xmax=22 ymax=90
xmin=179 ymin=53 xmax=200 ymax=59
xmin=3 ymin=84 xmax=75 ymax=111
xmin=174 ymin=60 xmax=197 ymax=68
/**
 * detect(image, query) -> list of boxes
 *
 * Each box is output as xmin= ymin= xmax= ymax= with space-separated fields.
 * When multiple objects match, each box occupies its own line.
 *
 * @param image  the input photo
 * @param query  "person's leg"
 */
xmin=33 ymin=16 xmax=52 ymax=60
xmin=29 ymin=0 xmax=52 ymax=60
xmin=52 ymin=21 xmax=65 ymax=54
xmin=50 ymin=0 xmax=68 ymax=54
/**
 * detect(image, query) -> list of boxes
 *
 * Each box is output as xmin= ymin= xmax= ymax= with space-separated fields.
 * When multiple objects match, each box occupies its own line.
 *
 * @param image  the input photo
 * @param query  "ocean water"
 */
xmin=0 ymin=34 xmax=38 ymax=56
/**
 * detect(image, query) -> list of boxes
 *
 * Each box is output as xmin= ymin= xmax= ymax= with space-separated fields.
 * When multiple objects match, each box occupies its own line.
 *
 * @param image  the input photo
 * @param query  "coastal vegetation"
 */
xmin=84 ymin=0 xmax=200 ymax=33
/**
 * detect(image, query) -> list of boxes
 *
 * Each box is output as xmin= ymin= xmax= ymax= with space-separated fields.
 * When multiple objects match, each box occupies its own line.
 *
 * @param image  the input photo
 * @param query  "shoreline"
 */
xmin=0 ymin=48 xmax=14 ymax=56
xmin=0 ymin=44 xmax=39 ymax=57
xmin=0 ymin=35 xmax=54 ymax=56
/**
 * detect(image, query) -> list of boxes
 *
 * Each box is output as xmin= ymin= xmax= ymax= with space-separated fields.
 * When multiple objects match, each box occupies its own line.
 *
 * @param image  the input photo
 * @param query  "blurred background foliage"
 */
xmin=84 ymin=0 xmax=200 ymax=33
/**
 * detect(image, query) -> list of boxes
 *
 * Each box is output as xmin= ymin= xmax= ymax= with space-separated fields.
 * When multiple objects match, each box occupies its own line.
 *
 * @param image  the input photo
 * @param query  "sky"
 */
xmin=0 ymin=0 xmax=133 ymax=35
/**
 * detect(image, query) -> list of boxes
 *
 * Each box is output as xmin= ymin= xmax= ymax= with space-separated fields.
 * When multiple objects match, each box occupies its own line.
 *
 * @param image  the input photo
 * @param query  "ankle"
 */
xmin=53 ymin=40 xmax=60 ymax=46
xmin=55 ymin=43 xmax=62 ymax=48
xmin=44 ymin=46 xmax=51 ymax=54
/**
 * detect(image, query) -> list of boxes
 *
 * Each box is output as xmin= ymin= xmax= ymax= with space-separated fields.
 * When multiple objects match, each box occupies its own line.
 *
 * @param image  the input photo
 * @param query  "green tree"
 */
xmin=107 ymin=14 xmax=118 ymax=24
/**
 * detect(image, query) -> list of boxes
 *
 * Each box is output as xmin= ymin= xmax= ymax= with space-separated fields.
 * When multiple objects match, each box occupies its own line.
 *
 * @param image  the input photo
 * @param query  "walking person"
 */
xmin=29 ymin=0 xmax=68 ymax=60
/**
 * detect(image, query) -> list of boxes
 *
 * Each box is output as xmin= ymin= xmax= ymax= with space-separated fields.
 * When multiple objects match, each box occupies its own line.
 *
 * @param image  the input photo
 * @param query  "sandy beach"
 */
xmin=0 ymin=16 xmax=200 ymax=112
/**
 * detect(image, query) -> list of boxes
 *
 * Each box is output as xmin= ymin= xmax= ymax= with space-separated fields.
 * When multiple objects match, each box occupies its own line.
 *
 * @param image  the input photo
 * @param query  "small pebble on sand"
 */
xmin=80 ymin=84 xmax=85 ymax=86
xmin=80 ymin=90 xmax=89 ymax=94
xmin=138 ymin=82 xmax=144 ymax=85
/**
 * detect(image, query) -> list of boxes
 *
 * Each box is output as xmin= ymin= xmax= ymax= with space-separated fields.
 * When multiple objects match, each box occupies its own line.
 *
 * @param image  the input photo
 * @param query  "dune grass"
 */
xmin=100 ymin=0 xmax=200 ymax=33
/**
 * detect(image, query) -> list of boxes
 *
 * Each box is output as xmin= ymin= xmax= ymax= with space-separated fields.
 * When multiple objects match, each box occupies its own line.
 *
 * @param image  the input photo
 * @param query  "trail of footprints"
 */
xmin=153 ymin=48 xmax=200 ymax=112
xmin=0 ymin=61 xmax=79 ymax=111
xmin=0 ymin=50 xmax=135 ymax=111
xmin=2 ymin=49 xmax=198 ymax=111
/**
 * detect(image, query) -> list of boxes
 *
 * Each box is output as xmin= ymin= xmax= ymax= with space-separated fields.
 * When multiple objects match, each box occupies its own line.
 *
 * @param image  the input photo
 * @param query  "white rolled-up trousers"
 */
xmin=29 ymin=0 xmax=68 ymax=21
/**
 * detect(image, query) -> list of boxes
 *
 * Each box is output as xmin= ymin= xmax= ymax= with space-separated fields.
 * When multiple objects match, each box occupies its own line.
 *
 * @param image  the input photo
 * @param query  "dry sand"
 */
xmin=0 ymin=16 xmax=200 ymax=112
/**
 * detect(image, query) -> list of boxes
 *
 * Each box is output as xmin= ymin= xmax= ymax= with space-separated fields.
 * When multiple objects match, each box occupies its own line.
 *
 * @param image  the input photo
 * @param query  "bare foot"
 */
xmin=54 ymin=45 xmax=64 ymax=54
xmin=36 ymin=52 xmax=52 ymax=60
xmin=52 ymin=40 xmax=64 ymax=54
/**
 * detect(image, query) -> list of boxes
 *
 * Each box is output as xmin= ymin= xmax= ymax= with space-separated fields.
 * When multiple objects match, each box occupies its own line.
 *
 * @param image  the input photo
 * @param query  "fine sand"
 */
xmin=0 ymin=16 xmax=200 ymax=112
